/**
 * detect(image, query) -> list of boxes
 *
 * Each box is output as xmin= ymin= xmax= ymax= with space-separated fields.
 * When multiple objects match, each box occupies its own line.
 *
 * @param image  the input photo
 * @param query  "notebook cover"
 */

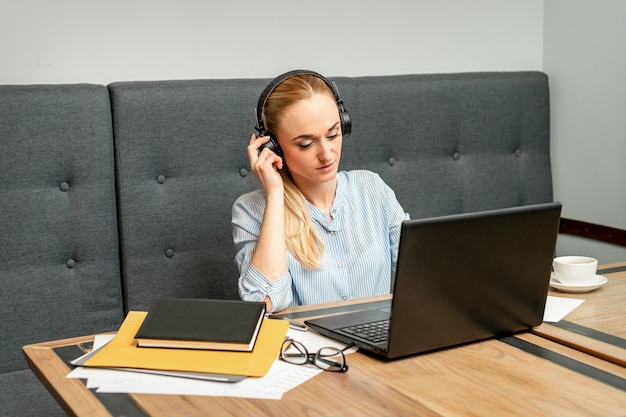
xmin=85 ymin=311 xmax=289 ymax=377
xmin=134 ymin=298 xmax=266 ymax=351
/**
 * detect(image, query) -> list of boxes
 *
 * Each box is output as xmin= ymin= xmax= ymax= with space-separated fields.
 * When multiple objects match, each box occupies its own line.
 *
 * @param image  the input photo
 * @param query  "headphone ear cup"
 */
xmin=340 ymin=107 xmax=352 ymax=138
xmin=259 ymin=134 xmax=283 ymax=158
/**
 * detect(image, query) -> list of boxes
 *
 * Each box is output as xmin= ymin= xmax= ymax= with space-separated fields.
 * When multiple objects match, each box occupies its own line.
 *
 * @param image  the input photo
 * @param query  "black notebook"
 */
xmin=134 ymin=298 xmax=266 ymax=351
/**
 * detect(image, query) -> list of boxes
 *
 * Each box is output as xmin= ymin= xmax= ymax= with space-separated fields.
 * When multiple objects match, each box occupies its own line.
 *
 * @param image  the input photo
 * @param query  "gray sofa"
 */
xmin=0 ymin=71 xmax=552 ymax=416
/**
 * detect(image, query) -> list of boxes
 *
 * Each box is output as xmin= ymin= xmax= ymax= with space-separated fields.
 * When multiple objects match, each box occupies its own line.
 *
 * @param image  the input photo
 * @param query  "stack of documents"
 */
xmin=68 ymin=322 xmax=352 ymax=400
xmin=82 ymin=311 xmax=289 ymax=377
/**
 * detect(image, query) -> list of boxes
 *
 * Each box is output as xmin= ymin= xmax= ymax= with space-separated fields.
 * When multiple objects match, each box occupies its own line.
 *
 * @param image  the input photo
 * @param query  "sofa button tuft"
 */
xmin=388 ymin=157 xmax=396 ymax=166
xmin=59 ymin=182 xmax=70 ymax=192
xmin=157 ymin=175 xmax=166 ymax=184
xmin=453 ymin=152 xmax=460 ymax=161
xmin=515 ymin=149 xmax=522 ymax=157
xmin=165 ymin=248 xmax=175 ymax=258
xmin=66 ymin=258 xmax=76 ymax=268
xmin=239 ymin=168 xmax=249 ymax=177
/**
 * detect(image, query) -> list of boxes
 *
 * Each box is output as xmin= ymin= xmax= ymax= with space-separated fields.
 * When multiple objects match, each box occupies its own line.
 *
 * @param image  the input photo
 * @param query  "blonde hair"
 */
xmin=262 ymin=74 xmax=335 ymax=269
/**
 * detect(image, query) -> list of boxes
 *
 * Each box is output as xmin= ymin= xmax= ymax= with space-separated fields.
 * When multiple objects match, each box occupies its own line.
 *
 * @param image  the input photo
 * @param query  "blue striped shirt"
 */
xmin=232 ymin=170 xmax=409 ymax=312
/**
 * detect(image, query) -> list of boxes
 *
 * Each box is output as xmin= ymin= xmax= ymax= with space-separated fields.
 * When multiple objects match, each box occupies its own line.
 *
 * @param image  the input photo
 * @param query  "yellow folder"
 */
xmin=85 ymin=311 xmax=289 ymax=377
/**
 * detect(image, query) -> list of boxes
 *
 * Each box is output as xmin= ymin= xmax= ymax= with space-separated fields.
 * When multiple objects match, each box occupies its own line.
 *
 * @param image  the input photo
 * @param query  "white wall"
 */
xmin=544 ymin=0 xmax=626 ymax=263
xmin=1 ymin=1 xmax=544 ymax=84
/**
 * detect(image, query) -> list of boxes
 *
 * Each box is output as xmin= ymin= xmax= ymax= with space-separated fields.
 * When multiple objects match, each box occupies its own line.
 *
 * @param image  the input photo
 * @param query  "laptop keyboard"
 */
xmin=339 ymin=320 xmax=389 ymax=344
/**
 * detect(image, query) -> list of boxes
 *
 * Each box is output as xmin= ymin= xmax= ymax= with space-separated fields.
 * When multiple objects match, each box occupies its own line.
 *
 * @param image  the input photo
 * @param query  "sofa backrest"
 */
xmin=110 ymin=71 xmax=552 ymax=314
xmin=109 ymin=80 xmax=264 ymax=312
xmin=0 ymin=84 xmax=124 ymax=374
xmin=335 ymin=72 xmax=553 ymax=217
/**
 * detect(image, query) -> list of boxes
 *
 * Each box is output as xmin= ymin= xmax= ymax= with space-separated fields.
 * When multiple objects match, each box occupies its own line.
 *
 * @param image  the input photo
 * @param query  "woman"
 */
xmin=232 ymin=70 xmax=408 ymax=312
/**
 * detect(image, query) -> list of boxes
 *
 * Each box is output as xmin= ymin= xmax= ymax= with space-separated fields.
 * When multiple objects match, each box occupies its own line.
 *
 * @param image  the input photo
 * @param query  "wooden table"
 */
xmin=24 ymin=279 xmax=626 ymax=417
xmin=533 ymin=262 xmax=626 ymax=367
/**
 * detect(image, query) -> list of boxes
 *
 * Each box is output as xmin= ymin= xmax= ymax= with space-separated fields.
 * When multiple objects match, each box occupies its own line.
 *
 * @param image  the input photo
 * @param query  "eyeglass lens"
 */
xmin=315 ymin=347 xmax=345 ymax=371
xmin=281 ymin=340 xmax=346 ymax=372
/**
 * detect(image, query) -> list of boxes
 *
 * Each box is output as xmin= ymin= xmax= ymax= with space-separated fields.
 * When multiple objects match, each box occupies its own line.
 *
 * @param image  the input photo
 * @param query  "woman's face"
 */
xmin=274 ymin=92 xmax=343 ymax=188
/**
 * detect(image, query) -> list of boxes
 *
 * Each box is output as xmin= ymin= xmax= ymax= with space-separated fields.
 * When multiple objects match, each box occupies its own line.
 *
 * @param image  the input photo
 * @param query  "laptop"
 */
xmin=305 ymin=202 xmax=562 ymax=359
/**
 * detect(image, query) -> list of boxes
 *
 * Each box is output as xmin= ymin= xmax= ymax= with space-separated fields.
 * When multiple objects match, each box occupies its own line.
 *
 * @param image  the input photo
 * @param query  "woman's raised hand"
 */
xmin=247 ymin=133 xmax=284 ymax=194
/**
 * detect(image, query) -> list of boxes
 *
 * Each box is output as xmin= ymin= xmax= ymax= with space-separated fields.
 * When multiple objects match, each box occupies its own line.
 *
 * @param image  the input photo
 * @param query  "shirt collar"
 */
xmin=307 ymin=172 xmax=345 ymax=231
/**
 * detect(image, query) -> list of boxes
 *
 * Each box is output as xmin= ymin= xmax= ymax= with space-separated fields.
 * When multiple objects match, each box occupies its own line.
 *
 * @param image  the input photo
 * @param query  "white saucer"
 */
xmin=549 ymin=273 xmax=608 ymax=293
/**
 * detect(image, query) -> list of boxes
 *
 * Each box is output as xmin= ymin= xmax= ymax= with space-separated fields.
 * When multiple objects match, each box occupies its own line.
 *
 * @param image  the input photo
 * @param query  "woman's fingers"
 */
xmin=246 ymin=134 xmax=284 ymax=191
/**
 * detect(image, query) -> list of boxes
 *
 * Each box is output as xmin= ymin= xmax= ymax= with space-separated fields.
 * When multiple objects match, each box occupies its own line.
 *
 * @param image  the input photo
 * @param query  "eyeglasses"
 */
xmin=279 ymin=338 xmax=355 ymax=372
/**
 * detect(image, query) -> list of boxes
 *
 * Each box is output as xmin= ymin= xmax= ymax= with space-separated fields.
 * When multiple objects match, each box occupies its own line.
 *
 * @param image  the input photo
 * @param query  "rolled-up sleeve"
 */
xmin=232 ymin=191 xmax=293 ymax=311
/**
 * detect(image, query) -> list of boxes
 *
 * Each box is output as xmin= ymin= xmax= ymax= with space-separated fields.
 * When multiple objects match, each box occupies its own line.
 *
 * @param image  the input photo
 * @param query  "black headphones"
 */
xmin=254 ymin=69 xmax=352 ymax=157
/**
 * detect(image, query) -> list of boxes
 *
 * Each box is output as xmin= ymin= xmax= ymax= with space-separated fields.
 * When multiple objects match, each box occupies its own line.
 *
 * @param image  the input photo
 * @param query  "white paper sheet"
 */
xmin=93 ymin=359 xmax=320 ymax=399
xmin=70 ymin=334 xmax=115 ymax=366
xmin=543 ymin=295 xmax=585 ymax=322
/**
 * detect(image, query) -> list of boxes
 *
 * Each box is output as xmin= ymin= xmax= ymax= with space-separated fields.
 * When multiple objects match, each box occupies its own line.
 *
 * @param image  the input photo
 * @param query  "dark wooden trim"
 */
xmin=559 ymin=217 xmax=626 ymax=247
xmin=597 ymin=265 xmax=626 ymax=274
xmin=552 ymin=321 xmax=626 ymax=349
xmin=500 ymin=336 xmax=626 ymax=392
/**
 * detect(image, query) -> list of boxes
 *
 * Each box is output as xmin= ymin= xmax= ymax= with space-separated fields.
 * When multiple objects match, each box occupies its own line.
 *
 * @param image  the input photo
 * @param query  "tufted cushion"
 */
xmin=334 ymin=72 xmax=552 ymax=218
xmin=110 ymin=72 xmax=552 ymax=313
xmin=0 ymin=84 xmax=124 ymax=414
xmin=109 ymin=80 xmax=266 ymax=312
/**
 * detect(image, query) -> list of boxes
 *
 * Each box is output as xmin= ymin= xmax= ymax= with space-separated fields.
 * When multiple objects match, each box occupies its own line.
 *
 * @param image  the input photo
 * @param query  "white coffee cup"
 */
xmin=552 ymin=256 xmax=598 ymax=285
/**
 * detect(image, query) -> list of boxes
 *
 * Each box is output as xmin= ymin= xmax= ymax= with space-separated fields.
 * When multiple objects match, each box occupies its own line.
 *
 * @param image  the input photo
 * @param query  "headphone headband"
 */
xmin=255 ymin=69 xmax=351 ymax=139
